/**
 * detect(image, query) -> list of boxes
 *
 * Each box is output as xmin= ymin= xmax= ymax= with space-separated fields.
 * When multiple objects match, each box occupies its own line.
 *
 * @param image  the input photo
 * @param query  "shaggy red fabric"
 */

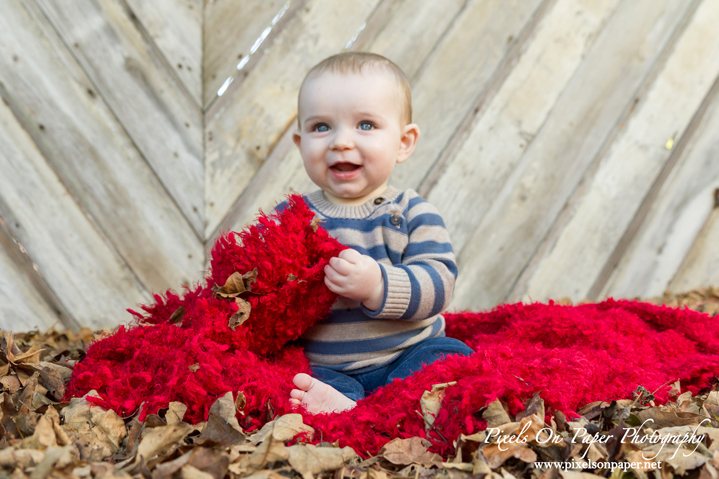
xmin=64 ymin=195 xmax=719 ymax=458
xmin=303 ymin=300 xmax=719 ymax=456
xmin=64 ymin=194 xmax=344 ymax=424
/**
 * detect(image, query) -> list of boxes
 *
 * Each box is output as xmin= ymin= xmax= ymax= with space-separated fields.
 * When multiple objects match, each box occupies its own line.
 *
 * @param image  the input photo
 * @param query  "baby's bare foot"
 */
xmin=289 ymin=373 xmax=356 ymax=414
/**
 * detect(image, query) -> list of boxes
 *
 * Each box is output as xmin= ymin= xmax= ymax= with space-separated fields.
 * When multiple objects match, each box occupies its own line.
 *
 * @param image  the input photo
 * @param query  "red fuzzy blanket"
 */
xmin=64 ymin=196 xmax=719 ymax=457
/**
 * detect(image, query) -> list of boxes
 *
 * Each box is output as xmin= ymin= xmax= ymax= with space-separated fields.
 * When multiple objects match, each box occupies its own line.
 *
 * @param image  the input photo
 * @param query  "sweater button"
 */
xmin=391 ymin=214 xmax=401 ymax=226
xmin=374 ymin=197 xmax=384 ymax=205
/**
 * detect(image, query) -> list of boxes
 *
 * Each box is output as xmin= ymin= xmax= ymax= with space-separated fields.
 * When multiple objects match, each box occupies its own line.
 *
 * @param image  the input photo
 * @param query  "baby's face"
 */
xmin=293 ymin=69 xmax=418 ymax=206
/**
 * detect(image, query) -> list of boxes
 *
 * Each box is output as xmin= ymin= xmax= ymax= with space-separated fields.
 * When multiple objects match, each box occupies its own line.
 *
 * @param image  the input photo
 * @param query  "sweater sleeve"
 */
xmin=362 ymin=194 xmax=457 ymax=320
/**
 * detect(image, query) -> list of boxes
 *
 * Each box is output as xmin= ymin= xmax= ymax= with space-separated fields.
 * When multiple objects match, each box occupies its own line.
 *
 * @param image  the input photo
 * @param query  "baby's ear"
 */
xmin=397 ymin=123 xmax=420 ymax=164
xmin=292 ymin=131 xmax=302 ymax=149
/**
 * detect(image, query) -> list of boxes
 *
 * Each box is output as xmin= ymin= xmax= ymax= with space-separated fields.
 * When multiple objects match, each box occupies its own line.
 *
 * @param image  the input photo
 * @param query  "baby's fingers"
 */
xmin=328 ymin=256 xmax=353 ymax=275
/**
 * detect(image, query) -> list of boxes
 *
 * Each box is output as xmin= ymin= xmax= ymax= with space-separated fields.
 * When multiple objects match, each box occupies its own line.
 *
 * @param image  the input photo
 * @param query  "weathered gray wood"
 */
xmin=390 ymin=0 xmax=546 ymax=191
xmin=32 ymin=0 xmax=204 ymax=236
xmin=203 ymin=0 xmax=288 ymax=108
xmin=602 ymin=87 xmax=719 ymax=298
xmin=0 ymin=246 xmax=61 ymax=332
xmin=426 ymin=0 xmax=622 ymax=254
xmin=204 ymin=0 xmax=379 ymax=237
xmin=0 ymin=215 xmax=67 ymax=332
xmin=0 ymin=1 xmax=204 ymax=294
xmin=670 ymin=205 xmax=719 ymax=293
xmin=0 ymin=97 xmax=150 ymax=330
xmin=215 ymin=0 xmax=468 ymax=237
xmin=124 ymin=0 xmax=202 ymax=106
xmin=365 ymin=0 xmax=467 ymax=79
xmin=524 ymin=0 xmax=719 ymax=302
xmin=450 ymin=0 xmax=695 ymax=310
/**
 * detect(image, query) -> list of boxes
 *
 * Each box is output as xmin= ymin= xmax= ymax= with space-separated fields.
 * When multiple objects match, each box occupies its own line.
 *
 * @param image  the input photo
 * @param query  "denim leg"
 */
xmin=309 ymin=366 xmax=366 ymax=401
xmin=384 ymin=337 xmax=475 ymax=384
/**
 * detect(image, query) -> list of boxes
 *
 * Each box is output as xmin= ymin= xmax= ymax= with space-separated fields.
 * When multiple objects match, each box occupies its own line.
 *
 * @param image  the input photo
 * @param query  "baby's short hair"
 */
xmin=298 ymin=52 xmax=412 ymax=127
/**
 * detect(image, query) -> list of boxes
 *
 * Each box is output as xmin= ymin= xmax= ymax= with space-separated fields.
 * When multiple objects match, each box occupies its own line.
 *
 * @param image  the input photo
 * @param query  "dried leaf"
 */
xmin=214 ymin=269 xmax=259 ymax=299
xmin=166 ymin=402 xmax=188 ymax=425
xmin=14 ymin=344 xmax=43 ymax=364
xmin=216 ymin=272 xmax=248 ymax=297
xmin=482 ymin=415 xmax=543 ymax=469
xmin=420 ymin=381 xmax=456 ymax=430
xmin=198 ymin=392 xmax=244 ymax=446
xmin=380 ymin=437 xmax=442 ymax=466
xmin=229 ymin=298 xmax=251 ymax=330
xmin=634 ymin=408 xmax=707 ymax=428
xmin=287 ymin=274 xmax=298 ymax=281
xmin=286 ymin=445 xmax=356 ymax=479
xmin=0 ymin=375 xmax=21 ymax=394
xmin=183 ymin=447 xmax=230 ymax=479
xmin=250 ymin=413 xmax=314 ymax=445
xmin=0 ymin=448 xmax=45 ymax=469
xmin=235 ymin=391 xmax=246 ymax=414
xmin=189 ymin=363 xmax=200 ymax=372
xmin=169 ymin=306 xmax=185 ymax=324
xmin=241 ymin=434 xmax=289 ymax=471
xmin=483 ymin=399 xmax=512 ymax=428
xmin=62 ymin=392 xmax=126 ymax=448
xmin=180 ymin=464 xmax=215 ymax=479
xmin=135 ymin=422 xmax=193 ymax=464
xmin=310 ymin=218 xmax=321 ymax=232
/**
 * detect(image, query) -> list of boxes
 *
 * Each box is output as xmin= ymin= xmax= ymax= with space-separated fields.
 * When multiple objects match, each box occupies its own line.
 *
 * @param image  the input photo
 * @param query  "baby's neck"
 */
xmin=322 ymin=185 xmax=388 ymax=206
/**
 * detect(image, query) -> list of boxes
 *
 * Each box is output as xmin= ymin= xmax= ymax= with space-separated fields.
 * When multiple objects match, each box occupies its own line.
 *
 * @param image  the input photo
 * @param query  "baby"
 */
xmin=286 ymin=52 xmax=474 ymax=414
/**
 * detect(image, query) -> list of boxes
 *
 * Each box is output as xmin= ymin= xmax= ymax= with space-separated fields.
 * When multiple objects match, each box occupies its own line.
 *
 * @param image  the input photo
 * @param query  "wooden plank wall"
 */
xmin=1 ymin=0 xmax=717 ymax=332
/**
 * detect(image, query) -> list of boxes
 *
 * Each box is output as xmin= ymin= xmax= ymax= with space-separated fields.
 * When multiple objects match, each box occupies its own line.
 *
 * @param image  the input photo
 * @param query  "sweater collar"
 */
xmin=305 ymin=186 xmax=402 ymax=219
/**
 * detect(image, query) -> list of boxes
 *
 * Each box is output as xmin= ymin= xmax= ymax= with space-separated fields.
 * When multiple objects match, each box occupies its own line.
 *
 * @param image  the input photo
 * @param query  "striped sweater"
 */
xmin=280 ymin=186 xmax=457 ymax=373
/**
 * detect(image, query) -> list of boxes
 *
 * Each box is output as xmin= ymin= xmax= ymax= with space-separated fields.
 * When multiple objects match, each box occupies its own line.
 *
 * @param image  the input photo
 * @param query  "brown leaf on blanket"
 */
xmin=229 ymin=298 xmax=252 ymax=330
xmin=380 ymin=437 xmax=442 ymax=466
xmin=214 ymin=268 xmax=259 ymax=299
xmin=420 ymin=381 xmax=456 ymax=430
xmin=483 ymin=398 xmax=512 ymax=428
xmin=198 ymin=392 xmax=245 ymax=446
xmin=250 ymin=413 xmax=314 ymax=445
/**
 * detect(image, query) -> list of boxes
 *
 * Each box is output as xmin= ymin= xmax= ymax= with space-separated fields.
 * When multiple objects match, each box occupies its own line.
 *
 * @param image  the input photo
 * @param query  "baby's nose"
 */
xmin=330 ymin=127 xmax=354 ymax=149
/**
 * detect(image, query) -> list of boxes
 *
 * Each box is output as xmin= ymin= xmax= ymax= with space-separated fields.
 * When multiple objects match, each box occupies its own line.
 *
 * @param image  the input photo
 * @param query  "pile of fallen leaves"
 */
xmin=1 ymin=290 xmax=718 ymax=479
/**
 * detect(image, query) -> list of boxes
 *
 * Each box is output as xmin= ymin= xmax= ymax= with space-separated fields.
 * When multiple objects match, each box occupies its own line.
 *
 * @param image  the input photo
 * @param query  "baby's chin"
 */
xmin=323 ymin=188 xmax=383 ymax=206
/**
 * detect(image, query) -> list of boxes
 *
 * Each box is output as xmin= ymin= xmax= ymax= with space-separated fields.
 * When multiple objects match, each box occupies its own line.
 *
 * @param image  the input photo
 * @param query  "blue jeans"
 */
xmin=310 ymin=337 xmax=474 ymax=401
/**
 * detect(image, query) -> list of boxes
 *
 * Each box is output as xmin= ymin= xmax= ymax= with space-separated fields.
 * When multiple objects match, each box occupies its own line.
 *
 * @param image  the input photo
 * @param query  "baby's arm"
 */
xmin=324 ymin=196 xmax=456 ymax=320
xmin=368 ymin=198 xmax=456 ymax=320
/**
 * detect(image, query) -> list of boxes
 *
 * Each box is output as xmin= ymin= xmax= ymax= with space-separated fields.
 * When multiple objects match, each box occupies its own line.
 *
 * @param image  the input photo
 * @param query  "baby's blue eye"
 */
xmin=359 ymin=122 xmax=373 ymax=131
xmin=315 ymin=124 xmax=329 ymax=132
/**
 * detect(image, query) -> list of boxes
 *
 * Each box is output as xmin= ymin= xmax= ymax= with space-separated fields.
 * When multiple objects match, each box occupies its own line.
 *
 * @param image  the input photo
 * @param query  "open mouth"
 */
xmin=330 ymin=162 xmax=361 ymax=172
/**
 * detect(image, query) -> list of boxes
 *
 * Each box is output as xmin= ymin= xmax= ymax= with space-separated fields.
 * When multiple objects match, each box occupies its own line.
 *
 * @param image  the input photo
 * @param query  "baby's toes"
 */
xmin=292 ymin=373 xmax=314 ymax=390
xmin=290 ymin=389 xmax=305 ymax=400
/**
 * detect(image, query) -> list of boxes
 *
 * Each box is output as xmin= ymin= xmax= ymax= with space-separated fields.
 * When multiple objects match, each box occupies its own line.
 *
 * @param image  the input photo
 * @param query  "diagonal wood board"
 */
xmin=0 ymin=0 xmax=717 ymax=331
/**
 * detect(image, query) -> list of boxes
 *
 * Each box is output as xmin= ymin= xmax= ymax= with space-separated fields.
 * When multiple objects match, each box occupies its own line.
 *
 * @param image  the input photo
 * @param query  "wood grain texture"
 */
xmin=389 ymin=0 xmax=545 ymax=191
xmin=214 ymin=0 xmax=468 ymax=237
xmin=524 ymin=0 xmax=719 ymax=302
xmin=0 ymin=1 xmax=204 ymax=294
xmin=602 ymin=82 xmax=719 ymax=298
xmin=204 ymin=0 xmax=379 ymax=237
xmin=451 ymin=0 xmax=694 ymax=310
xmin=427 ymin=0 xmax=622 ymax=254
xmin=0 ymin=97 xmax=150 ymax=330
xmin=670 ymin=205 xmax=719 ymax=292
xmin=203 ymin=0 xmax=287 ymax=108
xmin=33 ymin=0 xmax=205 ymax=236
xmin=125 ymin=0 xmax=202 ymax=106
xmin=0 ymin=245 xmax=61 ymax=332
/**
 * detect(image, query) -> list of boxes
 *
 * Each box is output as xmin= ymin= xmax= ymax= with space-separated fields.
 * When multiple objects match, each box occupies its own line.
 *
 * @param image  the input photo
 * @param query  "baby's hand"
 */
xmin=324 ymin=249 xmax=384 ymax=311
